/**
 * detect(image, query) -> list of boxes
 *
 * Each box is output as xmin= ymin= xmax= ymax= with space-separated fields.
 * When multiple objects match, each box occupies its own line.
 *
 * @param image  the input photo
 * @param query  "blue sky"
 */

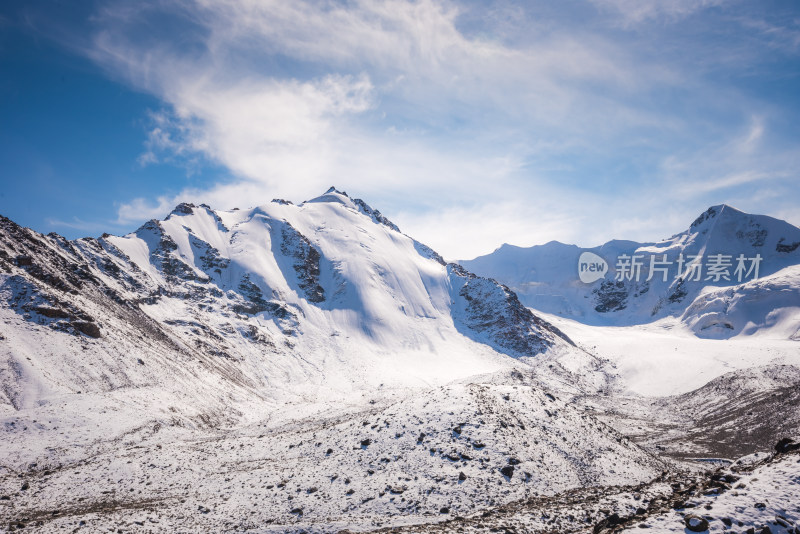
xmin=1 ymin=0 xmax=799 ymax=259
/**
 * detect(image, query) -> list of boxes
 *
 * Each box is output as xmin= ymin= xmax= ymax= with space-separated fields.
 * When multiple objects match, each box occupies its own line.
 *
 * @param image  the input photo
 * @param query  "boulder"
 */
xmin=684 ymin=514 xmax=709 ymax=532
xmin=775 ymin=438 xmax=800 ymax=454
xmin=72 ymin=321 xmax=101 ymax=338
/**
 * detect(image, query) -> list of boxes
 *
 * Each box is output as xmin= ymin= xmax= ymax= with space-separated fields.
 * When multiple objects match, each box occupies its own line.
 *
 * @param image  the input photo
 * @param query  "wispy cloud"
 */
xmin=587 ymin=0 xmax=731 ymax=26
xmin=45 ymin=217 xmax=122 ymax=234
xmin=738 ymin=16 xmax=800 ymax=55
xmin=664 ymin=116 xmax=798 ymax=196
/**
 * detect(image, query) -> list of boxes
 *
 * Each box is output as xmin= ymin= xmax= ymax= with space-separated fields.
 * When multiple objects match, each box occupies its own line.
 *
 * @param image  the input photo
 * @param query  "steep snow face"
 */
xmin=462 ymin=205 xmax=800 ymax=336
xmin=0 ymin=189 xmax=570 ymax=417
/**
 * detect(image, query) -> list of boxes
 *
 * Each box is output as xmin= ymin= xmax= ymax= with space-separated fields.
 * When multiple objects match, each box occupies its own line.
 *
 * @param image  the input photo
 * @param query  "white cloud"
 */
xmin=45 ymin=217 xmax=117 ymax=234
xmin=74 ymin=0 xmax=800 ymax=258
xmin=116 ymin=196 xmax=180 ymax=225
xmin=145 ymin=73 xmax=374 ymax=185
xmin=89 ymin=0 xmax=664 ymax=242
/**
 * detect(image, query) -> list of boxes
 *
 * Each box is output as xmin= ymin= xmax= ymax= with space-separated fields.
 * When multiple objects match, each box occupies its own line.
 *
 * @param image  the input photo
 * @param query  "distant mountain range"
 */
xmin=461 ymin=205 xmax=800 ymax=338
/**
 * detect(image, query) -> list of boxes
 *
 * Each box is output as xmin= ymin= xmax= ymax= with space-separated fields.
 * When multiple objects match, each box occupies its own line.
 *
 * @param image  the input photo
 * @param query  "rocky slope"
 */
xmin=582 ymin=364 xmax=800 ymax=462
xmin=0 ymin=371 xmax=668 ymax=532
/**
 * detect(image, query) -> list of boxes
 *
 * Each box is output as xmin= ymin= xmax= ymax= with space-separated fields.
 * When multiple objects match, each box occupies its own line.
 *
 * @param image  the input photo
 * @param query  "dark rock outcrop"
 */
xmin=449 ymin=263 xmax=573 ymax=357
xmin=279 ymin=222 xmax=325 ymax=303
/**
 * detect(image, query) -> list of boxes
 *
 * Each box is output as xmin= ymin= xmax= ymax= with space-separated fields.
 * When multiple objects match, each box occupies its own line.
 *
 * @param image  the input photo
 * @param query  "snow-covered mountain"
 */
xmin=0 ymin=188 xmax=589 ymax=457
xmin=2 ymin=192 xmax=798 ymax=533
xmin=0 ymin=189 xmax=678 ymax=532
xmin=461 ymin=205 xmax=800 ymax=337
xmin=0 ymin=187 xmax=572 ymax=411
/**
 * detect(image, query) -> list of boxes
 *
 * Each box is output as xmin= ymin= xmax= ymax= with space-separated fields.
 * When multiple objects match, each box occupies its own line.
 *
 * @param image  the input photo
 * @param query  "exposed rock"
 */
xmin=352 ymin=197 xmax=401 ymax=233
xmin=736 ymin=224 xmax=768 ymax=247
xmin=72 ymin=321 xmax=101 ymax=338
xmin=691 ymin=206 xmax=719 ymax=229
xmin=34 ymin=306 xmax=71 ymax=319
xmin=279 ymin=222 xmax=325 ymax=303
xmin=500 ymin=465 xmax=514 ymax=479
xmin=667 ymin=278 xmax=688 ymax=304
xmin=684 ymin=514 xmax=709 ymax=532
xmin=775 ymin=437 xmax=800 ymax=454
xmin=137 ymin=219 xmax=197 ymax=283
xmin=190 ymin=234 xmax=230 ymax=275
xmin=593 ymin=512 xmax=624 ymax=533
xmin=448 ymin=263 xmax=572 ymax=357
xmin=594 ymin=280 xmax=628 ymax=313
xmin=15 ymin=255 xmax=33 ymax=267
xmin=776 ymin=237 xmax=800 ymax=253
xmin=170 ymin=202 xmax=196 ymax=215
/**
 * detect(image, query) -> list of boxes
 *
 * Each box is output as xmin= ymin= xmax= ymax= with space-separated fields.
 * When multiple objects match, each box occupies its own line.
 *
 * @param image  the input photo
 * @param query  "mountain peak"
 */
xmin=305 ymin=186 xmax=353 ymax=207
xmin=325 ymin=185 xmax=348 ymax=196
xmin=301 ymin=188 xmax=401 ymax=233
xmin=168 ymin=202 xmax=197 ymax=217
xmin=689 ymin=204 xmax=743 ymax=230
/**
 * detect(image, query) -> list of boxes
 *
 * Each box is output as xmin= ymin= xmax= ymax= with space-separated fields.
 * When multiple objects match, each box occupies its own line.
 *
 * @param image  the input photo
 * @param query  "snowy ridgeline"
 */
xmin=462 ymin=204 xmax=800 ymax=338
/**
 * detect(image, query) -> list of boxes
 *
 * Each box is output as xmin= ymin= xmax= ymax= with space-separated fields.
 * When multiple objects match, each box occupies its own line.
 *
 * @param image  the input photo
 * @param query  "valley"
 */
xmin=1 ymin=190 xmax=798 ymax=533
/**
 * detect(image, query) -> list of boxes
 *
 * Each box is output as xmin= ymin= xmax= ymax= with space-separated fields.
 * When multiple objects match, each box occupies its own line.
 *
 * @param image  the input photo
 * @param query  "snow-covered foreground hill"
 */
xmin=0 ymin=373 xmax=668 ymax=532
xmin=1 ymin=191 xmax=798 ymax=532
xmin=379 ymin=447 xmax=800 ymax=533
